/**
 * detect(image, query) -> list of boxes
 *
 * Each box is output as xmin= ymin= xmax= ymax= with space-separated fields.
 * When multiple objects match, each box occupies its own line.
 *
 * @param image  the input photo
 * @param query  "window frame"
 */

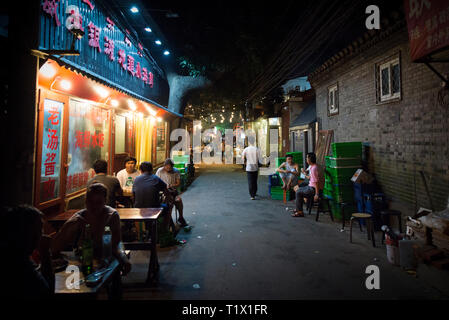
xmin=327 ymin=83 xmax=339 ymax=116
xmin=376 ymin=52 xmax=402 ymax=104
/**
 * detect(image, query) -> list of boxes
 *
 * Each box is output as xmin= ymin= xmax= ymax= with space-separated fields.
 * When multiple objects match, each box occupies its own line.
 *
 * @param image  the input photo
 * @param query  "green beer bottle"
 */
xmin=81 ymin=224 xmax=94 ymax=276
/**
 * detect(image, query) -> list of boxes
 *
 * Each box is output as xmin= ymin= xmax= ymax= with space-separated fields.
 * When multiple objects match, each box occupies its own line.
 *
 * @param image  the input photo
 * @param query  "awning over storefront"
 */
xmin=53 ymin=57 xmax=182 ymax=118
xmin=290 ymin=101 xmax=316 ymax=130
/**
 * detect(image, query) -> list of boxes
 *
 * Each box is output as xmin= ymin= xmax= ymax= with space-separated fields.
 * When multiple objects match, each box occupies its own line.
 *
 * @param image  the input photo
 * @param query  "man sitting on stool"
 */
xmin=156 ymin=159 xmax=188 ymax=227
xmin=276 ymin=154 xmax=299 ymax=190
xmin=291 ymin=152 xmax=324 ymax=217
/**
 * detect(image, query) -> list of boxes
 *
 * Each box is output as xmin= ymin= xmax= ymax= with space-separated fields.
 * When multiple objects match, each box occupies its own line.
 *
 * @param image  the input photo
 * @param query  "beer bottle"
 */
xmin=102 ymin=226 xmax=112 ymax=263
xmin=81 ymin=224 xmax=94 ymax=276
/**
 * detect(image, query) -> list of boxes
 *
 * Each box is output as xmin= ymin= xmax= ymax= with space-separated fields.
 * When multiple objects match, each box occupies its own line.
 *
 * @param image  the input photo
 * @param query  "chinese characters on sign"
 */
xmin=88 ymin=22 xmax=101 ymax=52
xmin=404 ymin=0 xmax=449 ymax=61
xmin=42 ymin=0 xmax=61 ymax=27
xmin=74 ymin=130 xmax=105 ymax=149
xmin=66 ymin=171 xmax=94 ymax=191
xmin=42 ymin=0 xmax=156 ymax=88
xmin=40 ymin=100 xmax=63 ymax=202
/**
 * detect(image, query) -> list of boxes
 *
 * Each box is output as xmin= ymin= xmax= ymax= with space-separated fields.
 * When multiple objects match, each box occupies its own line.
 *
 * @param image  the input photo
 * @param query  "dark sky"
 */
xmin=138 ymin=0 xmax=402 ymax=105
xmin=143 ymin=1 xmax=310 ymax=72
xmin=140 ymin=0 xmax=318 ymax=103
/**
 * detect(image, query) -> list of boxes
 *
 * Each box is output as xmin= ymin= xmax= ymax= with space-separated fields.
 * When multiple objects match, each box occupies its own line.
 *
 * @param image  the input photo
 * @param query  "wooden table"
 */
xmin=54 ymin=251 xmax=121 ymax=299
xmin=47 ymin=207 xmax=163 ymax=286
xmin=117 ymin=208 xmax=162 ymax=286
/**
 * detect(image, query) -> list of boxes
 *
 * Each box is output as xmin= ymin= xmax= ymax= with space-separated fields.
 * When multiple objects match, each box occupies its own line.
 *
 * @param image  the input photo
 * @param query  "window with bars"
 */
xmin=377 ymin=55 xmax=401 ymax=103
xmin=327 ymin=84 xmax=339 ymax=116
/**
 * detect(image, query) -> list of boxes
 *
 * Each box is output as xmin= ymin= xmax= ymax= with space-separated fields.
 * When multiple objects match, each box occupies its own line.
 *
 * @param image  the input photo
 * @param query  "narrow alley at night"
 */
xmin=1 ymin=0 xmax=449 ymax=313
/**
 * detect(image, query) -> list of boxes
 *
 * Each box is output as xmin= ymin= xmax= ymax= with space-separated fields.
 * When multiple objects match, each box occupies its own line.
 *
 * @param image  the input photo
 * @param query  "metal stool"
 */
xmin=381 ymin=210 xmax=402 ymax=244
xmin=349 ymin=213 xmax=375 ymax=247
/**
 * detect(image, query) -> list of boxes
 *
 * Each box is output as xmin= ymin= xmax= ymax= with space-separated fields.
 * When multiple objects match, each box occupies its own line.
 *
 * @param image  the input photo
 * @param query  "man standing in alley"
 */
xmin=242 ymin=134 xmax=261 ymax=200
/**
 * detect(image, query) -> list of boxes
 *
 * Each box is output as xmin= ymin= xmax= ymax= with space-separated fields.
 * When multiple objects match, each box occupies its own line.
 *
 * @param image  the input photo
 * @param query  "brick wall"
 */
xmin=309 ymin=26 xmax=449 ymax=215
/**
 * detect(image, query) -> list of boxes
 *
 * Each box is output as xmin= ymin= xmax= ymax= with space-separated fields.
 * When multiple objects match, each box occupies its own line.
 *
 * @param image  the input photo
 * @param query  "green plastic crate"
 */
xmin=328 ymin=200 xmax=356 ymax=220
xmin=174 ymin=163 xmax=186 ymax=169
xmin=325 ymin=157 xmax=361 ymax=168
xmin=331 ymin=142 xmax=362 ymax=158
xmin=324 ymin=167 xmax=359 ymax=184
xmin=286 ymin=152 xmax=303 ymax=164
xmin=271 ymin=190 xmax=294 ymax=201
xmin=173 ymin=155 xmax=190 ymax=164
xmin=324 ymin=186 xmax=354 ymax=203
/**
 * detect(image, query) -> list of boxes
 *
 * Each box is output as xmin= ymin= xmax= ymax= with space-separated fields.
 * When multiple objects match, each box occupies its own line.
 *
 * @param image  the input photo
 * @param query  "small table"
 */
xmin=54 ymin=251 xmax=121 ymax=299
xmin=116 ymin=208 xmax=162 ymax=286
xmin=47 ymin=207 xmax=163 ymax=286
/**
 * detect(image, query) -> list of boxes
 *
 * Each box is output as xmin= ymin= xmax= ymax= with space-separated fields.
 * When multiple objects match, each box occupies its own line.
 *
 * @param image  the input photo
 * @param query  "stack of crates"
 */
xmin=323 ymin=142 xmax=362 ymax=220
xmin=173 ymin=154 xmax=190 ymax=191
xmin=270 ymin=186 xmax=295 ymax=201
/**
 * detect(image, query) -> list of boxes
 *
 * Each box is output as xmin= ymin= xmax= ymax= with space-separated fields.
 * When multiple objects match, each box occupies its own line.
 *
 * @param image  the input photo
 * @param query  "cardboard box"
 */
xmin=351 ymin=169 xmax=374 ymax=184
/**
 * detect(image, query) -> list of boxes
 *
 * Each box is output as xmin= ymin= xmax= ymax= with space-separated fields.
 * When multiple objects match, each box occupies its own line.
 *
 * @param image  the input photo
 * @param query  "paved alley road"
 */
xmin=122 ymin=164 xmax=449 ymax=300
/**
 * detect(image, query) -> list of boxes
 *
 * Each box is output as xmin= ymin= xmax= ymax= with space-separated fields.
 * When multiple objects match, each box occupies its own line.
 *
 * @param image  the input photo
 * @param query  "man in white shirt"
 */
xmin=116 ymin=156 xmax=140 ymax=190
xmin=242 ymin=135 xmax=261 ymax=200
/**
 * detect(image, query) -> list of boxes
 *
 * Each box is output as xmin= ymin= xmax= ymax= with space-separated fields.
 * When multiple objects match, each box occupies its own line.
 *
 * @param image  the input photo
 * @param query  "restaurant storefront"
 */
xmin=29 ymin=1 xmax=181 ymax=215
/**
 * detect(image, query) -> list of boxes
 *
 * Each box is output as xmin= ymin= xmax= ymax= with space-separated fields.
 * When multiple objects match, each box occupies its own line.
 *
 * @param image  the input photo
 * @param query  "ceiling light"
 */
xmin=39 ymin=62 xmax=56 ymax=78
xmin=94 ymin=86 xmax=109 ymax=99
xmin=145 ymin=27 xmax=152 ymax=32
xmin=157 ymin=117 xmax=162 ymax=122
xmin=60 ymin=79 xmax=71 ymax=90
xmin=130 ymin=7 xmax=139 ymax=13
xmin=163 ymin=50 xmax=170 ymax=56
xmin=111 ymin=99 xmax=119 ymax=107
xmin=145 ymin=105 xmax=157 ymax=116
xmin=155 ymin=40 xmax=162 ymax=45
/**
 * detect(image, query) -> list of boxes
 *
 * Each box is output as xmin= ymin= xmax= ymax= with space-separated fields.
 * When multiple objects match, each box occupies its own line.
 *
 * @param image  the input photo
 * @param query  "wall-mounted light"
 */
xmin=130 ymin=7 xmax=139 ymax=13
xmin=155 ymin=40 xmax=162 ymax=45
xmin=39 ymin=62 xmax=57 ymax=78
xmin=128 ymin=99 xmax=137 ymax=111
xmin=157 ymin=117 xmax=162 ymax=122
xmin=145 ymin=27 xmax=152 ymax=32
xmin=163 ymin=50 xmax=170 ymax=56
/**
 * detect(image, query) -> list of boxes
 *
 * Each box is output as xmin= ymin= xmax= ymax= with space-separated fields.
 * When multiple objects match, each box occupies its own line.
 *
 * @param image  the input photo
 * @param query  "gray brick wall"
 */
xmin=309 ymin=27 xmax=449 ymax=215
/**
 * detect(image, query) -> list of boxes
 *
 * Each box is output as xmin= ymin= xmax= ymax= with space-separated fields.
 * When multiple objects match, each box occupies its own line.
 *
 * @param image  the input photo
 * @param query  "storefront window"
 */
xmin=156 ymin=120 xmax=166 ymax=164
xmin=66 ymin=99 xmax=110 ymax=194
xmin=39 ymin=99 xmax=63 ymax=203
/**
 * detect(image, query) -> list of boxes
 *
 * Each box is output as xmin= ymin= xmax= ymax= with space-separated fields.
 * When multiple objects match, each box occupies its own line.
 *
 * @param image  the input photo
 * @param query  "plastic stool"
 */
xmin=349 ymin=213 xmax=375 ymax=247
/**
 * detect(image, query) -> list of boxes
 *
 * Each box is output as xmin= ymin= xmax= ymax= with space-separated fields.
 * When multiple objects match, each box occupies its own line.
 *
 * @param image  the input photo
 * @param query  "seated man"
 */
xmin=87 ymin=159 xmax=123 ymax=208
xmin=132 ymin=161 xmax=173 ymax=231
xmin=51 ymin=183 xmax=132 ymax=275
xmin=276 ymin=154 xmax=299 ymax=190
xmin=156 ymin=159 xmax=188 ymax=227
xmin=116 ymin=156 xmax=140 ymax=191
xmin=1 ymin=205 xmax=54 ymax=299
xmin=291 ymin=152 xmax=324 ymax=217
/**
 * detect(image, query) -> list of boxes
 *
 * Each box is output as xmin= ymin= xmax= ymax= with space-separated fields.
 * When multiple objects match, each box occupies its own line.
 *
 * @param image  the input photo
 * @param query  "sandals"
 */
xmin=291 ymin=211 xmax=304 ymax=217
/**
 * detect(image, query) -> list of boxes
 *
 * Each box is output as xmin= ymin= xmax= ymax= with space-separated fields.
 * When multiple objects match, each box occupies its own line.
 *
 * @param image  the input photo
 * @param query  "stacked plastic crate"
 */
xmin=324 ymin=142 xmax=362 ymax=220
xmin=173 ymin=154 xmax=190 ymax=191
